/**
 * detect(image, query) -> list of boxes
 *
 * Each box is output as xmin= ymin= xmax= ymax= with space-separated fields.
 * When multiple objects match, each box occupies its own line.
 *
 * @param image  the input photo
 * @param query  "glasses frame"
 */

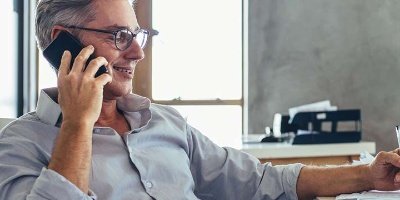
xmin=66 ymin=25 xmax=149 ymax=50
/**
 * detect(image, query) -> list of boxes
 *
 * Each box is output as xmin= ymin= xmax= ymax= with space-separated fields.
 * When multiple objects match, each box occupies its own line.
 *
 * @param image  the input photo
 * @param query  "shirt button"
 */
xmin=145 ymin=182 xmax=153 ymax=188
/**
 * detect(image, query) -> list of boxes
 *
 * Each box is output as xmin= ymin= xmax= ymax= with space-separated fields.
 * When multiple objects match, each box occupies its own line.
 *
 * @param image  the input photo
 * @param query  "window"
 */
xmin=0 ymin=1 xmax=19 ymax=118
xmin=135 ymin=0 xmax=245 ymax=148
xmin=36 ymin=1 xmax=58 ymax=95
xmin=35 ymin=1 xmax=247 ymax=148
xmin=38 ymin=53 xmax=57 ymax=96
xmin=0 ymin=0 xmax=37 ymax=118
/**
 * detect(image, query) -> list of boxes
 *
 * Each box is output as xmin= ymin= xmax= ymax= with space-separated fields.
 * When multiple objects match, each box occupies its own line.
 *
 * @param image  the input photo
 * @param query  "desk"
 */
xmin=240 ymin=142 xmax=375 ymax=165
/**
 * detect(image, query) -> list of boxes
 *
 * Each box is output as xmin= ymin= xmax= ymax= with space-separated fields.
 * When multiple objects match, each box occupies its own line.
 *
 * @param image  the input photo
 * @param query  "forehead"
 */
xmin=89 ymin=0 xmax=138 ymax=29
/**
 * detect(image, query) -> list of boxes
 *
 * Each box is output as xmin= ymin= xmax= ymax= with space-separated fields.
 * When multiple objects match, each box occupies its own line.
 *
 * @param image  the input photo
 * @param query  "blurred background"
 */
xmin=2 ymin=0 xmax=400 ymax=152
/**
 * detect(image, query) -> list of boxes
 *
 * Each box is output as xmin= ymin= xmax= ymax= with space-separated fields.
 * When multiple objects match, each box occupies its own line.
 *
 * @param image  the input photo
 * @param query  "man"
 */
xmin=0 ymin=0 xmax=400 ymax=199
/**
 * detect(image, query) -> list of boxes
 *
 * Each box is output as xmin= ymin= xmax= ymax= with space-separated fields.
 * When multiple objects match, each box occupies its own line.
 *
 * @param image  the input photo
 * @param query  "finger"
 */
xmin=378 ymin=151 xmax=400 ymax=167
xmin=395 ymin=172 xmax=400 ymax=184
xmin=84 ymin=56 xmax=108 ymax=78
xmin=95 ymin=73 xmax=112 ymax=86
xmin=396 ymin=148 xmax=400 ymax=155
xmin=70 ymin=45 xmax=94 ymax=74
xmin=58 ymin=50 xmax=71 ymax=78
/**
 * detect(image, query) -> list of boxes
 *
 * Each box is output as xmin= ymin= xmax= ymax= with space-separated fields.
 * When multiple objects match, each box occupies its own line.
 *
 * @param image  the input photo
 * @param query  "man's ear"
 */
xmin=51 ymin=25 xmax=69 ymax=41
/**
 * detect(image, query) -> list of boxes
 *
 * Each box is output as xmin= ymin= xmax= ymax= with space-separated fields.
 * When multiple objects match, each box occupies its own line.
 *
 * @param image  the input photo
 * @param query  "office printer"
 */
xmin=280 ymin=109 xmax=361 ymax=144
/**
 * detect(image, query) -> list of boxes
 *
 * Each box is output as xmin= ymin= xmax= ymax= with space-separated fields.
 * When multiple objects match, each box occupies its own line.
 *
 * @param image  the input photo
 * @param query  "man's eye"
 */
xmin=115 ymin=30 xmax=131 ymax=43
xmin=115 ymin=36 xmax=122 ymax=43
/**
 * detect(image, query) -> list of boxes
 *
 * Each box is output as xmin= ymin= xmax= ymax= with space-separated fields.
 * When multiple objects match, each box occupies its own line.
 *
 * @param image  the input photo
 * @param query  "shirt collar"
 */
xmin=36 ymin=87 xmax=151 ymax=126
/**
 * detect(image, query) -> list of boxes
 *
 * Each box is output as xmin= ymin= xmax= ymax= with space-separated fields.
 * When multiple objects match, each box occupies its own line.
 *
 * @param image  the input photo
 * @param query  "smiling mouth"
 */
xmin=113 ymin=66 xmax=133 ymax=74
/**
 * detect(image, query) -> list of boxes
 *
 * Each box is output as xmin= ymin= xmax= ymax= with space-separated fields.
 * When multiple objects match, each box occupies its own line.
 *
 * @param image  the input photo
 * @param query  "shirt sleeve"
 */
xmin=27 ymin=168 xmax=97 ymax=200
xmin=0 ymin=139 xmax=97 ymax=200
xmin=186 ymin=124 xmax=305 ymax=200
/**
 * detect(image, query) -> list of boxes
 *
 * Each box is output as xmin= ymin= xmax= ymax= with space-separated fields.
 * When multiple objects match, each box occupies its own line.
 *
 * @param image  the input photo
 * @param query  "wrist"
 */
xmin=363 ymin=164 xmax=375 ymax=191
xmin=60 ymin=119 xmax=94 ymax=135
xmin=62 ymin=117 xmax=94 ymax=127
xmin=352 ymin=164 xmax=375 ymax=192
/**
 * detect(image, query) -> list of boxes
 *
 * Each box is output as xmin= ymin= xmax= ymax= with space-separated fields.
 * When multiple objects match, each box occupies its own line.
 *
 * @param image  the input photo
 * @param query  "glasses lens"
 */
xmin=115 ymin=29 xmax=149 ymax=50
xmin=115 ymin=29 xmax=133 ymax=50
xmin=135 ymin=30 xmax=148 ymax=49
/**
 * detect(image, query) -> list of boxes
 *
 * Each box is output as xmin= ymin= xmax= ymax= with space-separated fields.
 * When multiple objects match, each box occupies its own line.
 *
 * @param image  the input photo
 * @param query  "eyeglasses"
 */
xmin=66 ymin=25 xmax=149 ymax=50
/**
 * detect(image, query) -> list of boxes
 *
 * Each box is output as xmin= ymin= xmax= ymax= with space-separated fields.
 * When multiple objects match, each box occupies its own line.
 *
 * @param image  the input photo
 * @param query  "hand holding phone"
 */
xmin=43 ymin=30 xmax=107 ymax=77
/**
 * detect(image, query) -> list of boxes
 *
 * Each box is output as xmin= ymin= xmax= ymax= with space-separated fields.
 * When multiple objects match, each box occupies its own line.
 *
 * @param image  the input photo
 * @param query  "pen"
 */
xmin=396 ymin=126 xmax=400 ymax=148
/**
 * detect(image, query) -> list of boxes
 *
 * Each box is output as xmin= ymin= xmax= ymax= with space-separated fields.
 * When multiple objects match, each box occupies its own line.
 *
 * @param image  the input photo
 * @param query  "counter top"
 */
xmin=240 ymin=142 xmax=376 ymax=159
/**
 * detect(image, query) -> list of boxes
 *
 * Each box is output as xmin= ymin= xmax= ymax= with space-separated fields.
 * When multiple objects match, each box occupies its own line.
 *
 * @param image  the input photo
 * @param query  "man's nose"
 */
xmin=124 ymin=39 xmax=145 ymax=61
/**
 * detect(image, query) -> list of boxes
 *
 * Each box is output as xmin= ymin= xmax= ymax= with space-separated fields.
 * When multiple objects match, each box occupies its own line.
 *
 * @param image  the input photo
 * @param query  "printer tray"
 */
xmin=292 ymin=131 xmax=361 ymax=144
xmin=289 ymin=109 xmax=362 ymax=145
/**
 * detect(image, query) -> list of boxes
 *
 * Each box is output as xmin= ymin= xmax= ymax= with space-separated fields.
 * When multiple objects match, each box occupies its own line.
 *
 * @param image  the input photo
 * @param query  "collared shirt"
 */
xmin=0 ymin=87 xmax=304 ymax=200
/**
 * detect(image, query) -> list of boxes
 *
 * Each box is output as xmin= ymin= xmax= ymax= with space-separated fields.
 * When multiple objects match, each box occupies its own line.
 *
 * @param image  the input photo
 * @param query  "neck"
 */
xmin=96 ymin=100 xmax=118 ymax=123
xmin=95 ymin=100 xmax=131 ymax=135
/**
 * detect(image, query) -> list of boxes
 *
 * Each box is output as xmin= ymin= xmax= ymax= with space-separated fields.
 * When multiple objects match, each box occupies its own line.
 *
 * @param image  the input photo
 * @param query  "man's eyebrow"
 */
xmin=104 ymin=24 xmax=140 ymax=32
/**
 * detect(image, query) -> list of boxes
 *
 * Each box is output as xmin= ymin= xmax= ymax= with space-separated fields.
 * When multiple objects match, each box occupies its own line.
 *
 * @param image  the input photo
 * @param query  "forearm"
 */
xmin=296 ymin=164 xmax=373 ymax=199
xmin=48 ymin=120 xmax=93 ymax=193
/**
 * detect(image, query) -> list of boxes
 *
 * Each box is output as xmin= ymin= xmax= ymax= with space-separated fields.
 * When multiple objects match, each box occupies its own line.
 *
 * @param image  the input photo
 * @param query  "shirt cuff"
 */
xmin=278 ymin=163 xmax=306 ymax=200
xmin=28 ymin=168 xmax=97 ymax=200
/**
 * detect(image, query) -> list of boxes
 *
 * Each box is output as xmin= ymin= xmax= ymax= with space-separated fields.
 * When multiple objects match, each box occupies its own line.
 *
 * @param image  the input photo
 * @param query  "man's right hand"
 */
xmin=48 ymin=45 xmax=112 ymax=194
xmin=57 ymin=45 xmax=112 ymax=125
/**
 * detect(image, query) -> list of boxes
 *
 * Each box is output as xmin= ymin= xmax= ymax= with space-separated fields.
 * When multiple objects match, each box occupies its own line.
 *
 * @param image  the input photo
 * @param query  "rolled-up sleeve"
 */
xmin=187 ymin=124 xmax=305 ymax=200
xmin=254 ymin=163 xmax=304 ymax=199
xmin=0 ymin=133 xmax=96 ymax=200
xmin=27 ymin=168 xmax=97 ymax=200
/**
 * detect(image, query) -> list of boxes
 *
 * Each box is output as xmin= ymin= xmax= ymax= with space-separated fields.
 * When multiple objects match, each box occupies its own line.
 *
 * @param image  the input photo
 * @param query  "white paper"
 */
xmin=336 ymin=190 xmax=400 ymax=200
xmin=352 ymin=151 xmax=374 ymax=165
xmin=288 ymin=100 xmax=337 ymax=120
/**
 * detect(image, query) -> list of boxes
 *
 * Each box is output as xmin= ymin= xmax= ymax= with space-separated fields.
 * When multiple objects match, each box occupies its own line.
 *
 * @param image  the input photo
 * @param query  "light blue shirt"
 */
xmin=0 ymin=87 xmax=304 ymax=200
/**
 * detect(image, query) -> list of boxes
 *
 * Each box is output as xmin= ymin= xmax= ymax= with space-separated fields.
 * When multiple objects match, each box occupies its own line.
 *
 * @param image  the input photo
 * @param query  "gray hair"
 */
xmin=36 ymin=0 xmax=136 ymax=51
xmin=36 ymin=0 xmax=98 ymax=50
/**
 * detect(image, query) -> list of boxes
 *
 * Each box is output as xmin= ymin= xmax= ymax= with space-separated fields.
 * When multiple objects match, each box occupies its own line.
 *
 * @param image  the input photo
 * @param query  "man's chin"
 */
xmin=103 ymin=86 xmax=132 ymax=100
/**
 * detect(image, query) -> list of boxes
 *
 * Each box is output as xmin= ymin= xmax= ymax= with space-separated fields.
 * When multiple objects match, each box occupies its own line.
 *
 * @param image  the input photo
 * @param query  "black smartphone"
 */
xmin=43 ymin=30 xmax=107 ymax=77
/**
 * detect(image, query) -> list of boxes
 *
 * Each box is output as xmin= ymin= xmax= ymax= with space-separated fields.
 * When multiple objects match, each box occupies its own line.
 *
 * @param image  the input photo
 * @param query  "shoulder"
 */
xmin=0 ymin=112 xmax=58 ymax=154
xmin=150 ymin=103 xmax=186 ymax=122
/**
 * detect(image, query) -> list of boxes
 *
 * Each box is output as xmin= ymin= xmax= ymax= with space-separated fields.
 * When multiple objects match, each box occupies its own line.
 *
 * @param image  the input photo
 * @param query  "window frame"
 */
xmin=134 ymin=0 xmax=247 ymax=135
xmin=18 ymin=0 xmax=38 ymax=117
